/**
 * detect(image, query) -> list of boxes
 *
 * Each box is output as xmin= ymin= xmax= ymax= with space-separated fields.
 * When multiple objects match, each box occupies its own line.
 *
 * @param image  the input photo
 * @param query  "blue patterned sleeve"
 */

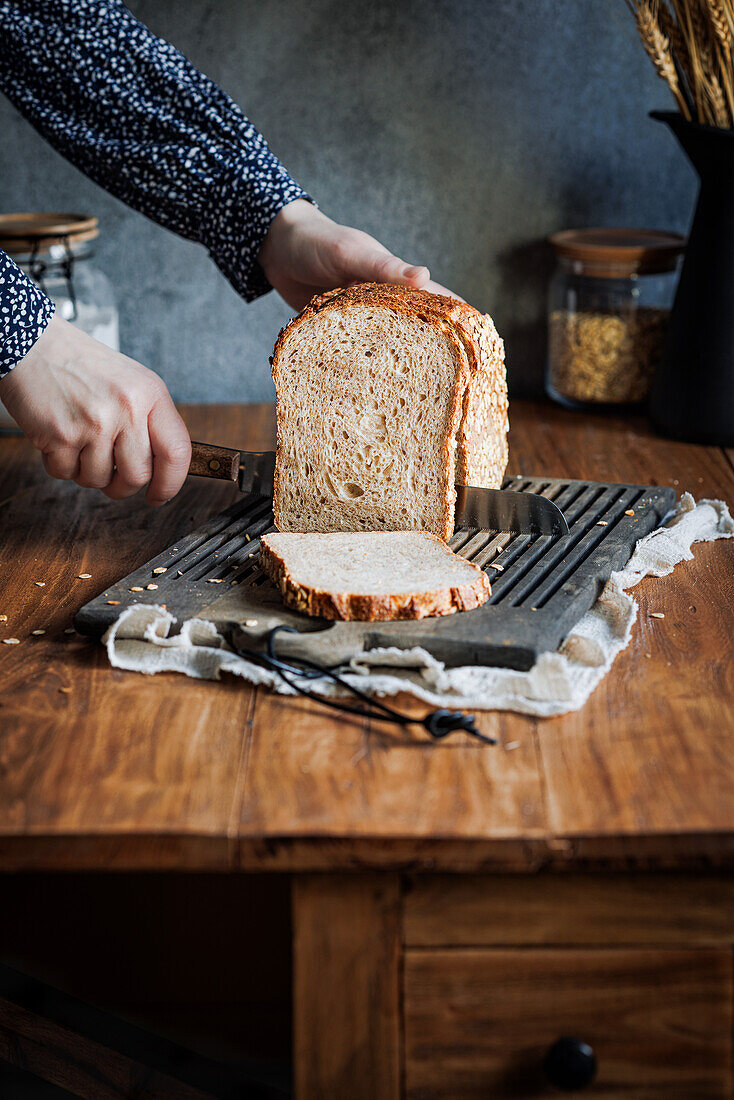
xmin=0 ymin=250 xmax=55 ymax=379
xmin=0 ymin=1 xmax=311 ymax=368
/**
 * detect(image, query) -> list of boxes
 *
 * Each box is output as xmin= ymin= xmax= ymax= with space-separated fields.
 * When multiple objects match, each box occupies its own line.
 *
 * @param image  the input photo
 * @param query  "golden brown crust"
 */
xmin=273 ymin=282 xmax=484 ymax=340
xmin=259 ymin=534 xmax=491 ymax=622
xmin=453 ymin=311 xmax=509 ymax=488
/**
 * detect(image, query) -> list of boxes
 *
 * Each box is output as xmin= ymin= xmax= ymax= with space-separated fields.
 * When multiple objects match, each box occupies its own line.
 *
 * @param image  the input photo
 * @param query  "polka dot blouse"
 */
xmin=0 ymin=0 xmax=310 ymax=377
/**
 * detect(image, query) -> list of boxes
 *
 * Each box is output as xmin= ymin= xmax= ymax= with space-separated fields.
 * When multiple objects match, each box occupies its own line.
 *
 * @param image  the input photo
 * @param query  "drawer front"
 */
xmin=403 ymin=874 xmax=734 ymax=948
xmin=404 ymin=948 xmax=732 ymax=1099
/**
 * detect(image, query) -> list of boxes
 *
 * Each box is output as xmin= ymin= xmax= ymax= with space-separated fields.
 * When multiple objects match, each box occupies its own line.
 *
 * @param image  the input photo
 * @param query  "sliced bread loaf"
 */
xmin=259 ymin=531 xmax=491 ymax=621
xmin=270 ymin=283 xmax=507 ymax=541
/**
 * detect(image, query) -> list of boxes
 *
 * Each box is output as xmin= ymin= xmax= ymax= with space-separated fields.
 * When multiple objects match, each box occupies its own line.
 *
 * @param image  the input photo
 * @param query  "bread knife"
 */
xmin=188 ymin=441 xmax=569 ymax=536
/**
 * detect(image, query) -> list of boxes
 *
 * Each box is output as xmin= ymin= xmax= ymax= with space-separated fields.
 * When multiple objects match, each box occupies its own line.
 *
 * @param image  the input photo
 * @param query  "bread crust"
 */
xmin=259 ymin=533 xmax=491 ymax=622
xmin=453 ymin=310 xmax=509 ymax=488
xmin=270 ymin=283 xmax=509 ymax=538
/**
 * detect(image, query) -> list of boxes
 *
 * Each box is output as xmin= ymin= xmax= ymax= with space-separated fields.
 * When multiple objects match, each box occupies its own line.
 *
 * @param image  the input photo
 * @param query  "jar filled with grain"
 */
xmin=546 ymin=228 xmax=685 ymax=410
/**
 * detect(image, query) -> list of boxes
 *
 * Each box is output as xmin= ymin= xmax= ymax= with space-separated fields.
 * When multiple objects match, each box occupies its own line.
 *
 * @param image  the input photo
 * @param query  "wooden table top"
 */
xmin=1 ymin=401 xmax=732 ymax=873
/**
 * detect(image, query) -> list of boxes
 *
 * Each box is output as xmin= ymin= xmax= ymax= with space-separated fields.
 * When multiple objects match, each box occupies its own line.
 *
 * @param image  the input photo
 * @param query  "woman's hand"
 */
xmin=259 ymin=199 xmax=461 ymax=310
xmin=0 ymin=315 xmax=191 ymax=505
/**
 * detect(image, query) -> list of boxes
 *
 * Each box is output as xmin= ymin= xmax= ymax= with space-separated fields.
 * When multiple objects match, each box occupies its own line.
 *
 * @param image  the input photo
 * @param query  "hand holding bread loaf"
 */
xmin=258 ymin=199 xmax=459 ymax=310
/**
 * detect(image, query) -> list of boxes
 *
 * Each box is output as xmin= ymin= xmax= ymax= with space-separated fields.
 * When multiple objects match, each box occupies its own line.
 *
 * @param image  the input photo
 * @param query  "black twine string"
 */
xmin=233 ymin=625 xmax=495 ymax=746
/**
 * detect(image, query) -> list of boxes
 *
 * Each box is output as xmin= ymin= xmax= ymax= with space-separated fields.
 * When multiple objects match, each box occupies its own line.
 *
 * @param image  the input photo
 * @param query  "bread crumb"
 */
xmin=3 ymin=638 xmax=20 ymax=645
xmin=177 ymin=570 xmax=183 ymax=576
xmin=31 ymin=629 xmax=46 ymax=635
xmin=146 ymin=583 xmax=159 ymax=591
xmin=153 ymin=567 xmax=167 ymax=575
xmin=505 ymin=740 xmax=520 ymax=750
xmin=625 ymin=509 xmax=635 ymax=516
xmin=489 ymin=562 xmax=504 ymax=571
xmin=650 ymin=611 xmax=665 ymax=619
xmin=207 ymin=578 xmax=224 ymax=583
xmin=35 ymin=581 xmax=46 ymax=587
xmin=64 ymin=628 xmax=75 ymax=635
xmin=59 ymin=686 xmax=72 ymax=694
xmin=107 ymin=600 xmax=121 ymax=605
xmin=245 ymin=619 xmax=259 ymax=627
xmin=645 ymin=653 xmax=652 ymax=658
xmin=245 ymin=533 xmax=251 ymax=541
xmin=77 ymin=573 xmax=92 ymax=580
xmin=130 ymin=586 xmax=144 ymax=592
xmin=596 ymin=521 xmax=608 ymax=526
xmin=0 ymin=615 xmax=6 ymax=622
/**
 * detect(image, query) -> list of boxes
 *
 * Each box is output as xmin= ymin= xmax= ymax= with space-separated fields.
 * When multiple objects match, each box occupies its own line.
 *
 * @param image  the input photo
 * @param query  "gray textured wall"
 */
xmin=0 ymin=0 xmax=697 ymax=402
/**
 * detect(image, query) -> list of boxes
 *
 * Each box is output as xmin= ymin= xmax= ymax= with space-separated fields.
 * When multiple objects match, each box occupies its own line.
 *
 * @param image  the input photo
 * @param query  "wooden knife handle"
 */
xmin=189 ymin=441 xmax=241 ymax=481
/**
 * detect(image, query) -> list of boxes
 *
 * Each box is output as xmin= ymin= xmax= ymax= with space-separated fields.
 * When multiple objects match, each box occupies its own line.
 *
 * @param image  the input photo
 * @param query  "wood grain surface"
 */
xmin=0 ymin=997 xmax=217 ymax=1100
xmin=188 ymin=440 xmax=240 ymax=481
xmin=293 ymin=874 xmax=400 ymax=1100
xmin=404 ymin=947 xmax=733 ymax=1098
xmin=1 ymin=402 xmax=733 ymax=871
xmin=403 ymin=872 xmax=734 ymax=947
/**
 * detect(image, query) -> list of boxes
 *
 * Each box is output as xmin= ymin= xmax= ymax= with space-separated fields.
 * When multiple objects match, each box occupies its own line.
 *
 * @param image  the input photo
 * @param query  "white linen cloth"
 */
xmin=104 ymin=494 xmax=733 ymax=717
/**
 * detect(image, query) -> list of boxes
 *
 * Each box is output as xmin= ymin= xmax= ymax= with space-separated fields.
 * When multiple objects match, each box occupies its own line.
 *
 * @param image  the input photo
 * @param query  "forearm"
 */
xmin=0 ymin=0 xmax=310 ymax=300
xmin=0 ymin=250 xmax=55 ymax=379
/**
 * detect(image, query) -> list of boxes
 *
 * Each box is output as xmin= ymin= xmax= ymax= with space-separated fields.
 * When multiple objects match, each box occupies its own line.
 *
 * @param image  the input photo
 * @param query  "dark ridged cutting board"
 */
xmin=75 ymin=477 xmax=677 ymax=670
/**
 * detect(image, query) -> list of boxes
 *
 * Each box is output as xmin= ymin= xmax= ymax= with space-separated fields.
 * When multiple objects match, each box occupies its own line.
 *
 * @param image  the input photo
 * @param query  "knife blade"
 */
xmin=189 ymin=442 xmax=569 ymax=536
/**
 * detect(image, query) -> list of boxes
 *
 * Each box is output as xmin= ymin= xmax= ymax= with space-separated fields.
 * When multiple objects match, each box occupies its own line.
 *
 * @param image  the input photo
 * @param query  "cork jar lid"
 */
xmin=550 ymin=228 xmax=686 ymax=277
xmin=0 ymin=213 xmax=99 ymax=256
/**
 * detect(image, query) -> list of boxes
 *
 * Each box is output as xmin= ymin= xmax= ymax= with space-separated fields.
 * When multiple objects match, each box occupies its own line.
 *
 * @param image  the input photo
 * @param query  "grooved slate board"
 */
xmin=75 ymin=477 xmax=677 ymax=671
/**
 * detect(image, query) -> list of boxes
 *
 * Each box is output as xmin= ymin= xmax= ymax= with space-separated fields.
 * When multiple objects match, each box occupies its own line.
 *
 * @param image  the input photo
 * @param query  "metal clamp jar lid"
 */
xmin=0 ymin=212 xmax=99 ymax=324
xmin=547 ymin=227 xmax=686 ymax=410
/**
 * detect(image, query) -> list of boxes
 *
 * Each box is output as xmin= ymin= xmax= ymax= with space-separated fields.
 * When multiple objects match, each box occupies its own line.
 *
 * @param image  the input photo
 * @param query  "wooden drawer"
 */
xmin=404 ymin=948 xmax=732 ymax=1098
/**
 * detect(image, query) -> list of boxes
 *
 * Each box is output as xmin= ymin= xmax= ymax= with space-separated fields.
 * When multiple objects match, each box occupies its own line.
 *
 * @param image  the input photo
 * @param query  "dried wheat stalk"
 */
xmin=628 ymin=0 xmax=734 ymax=127
xmin=708 ymin=0 xmax=733 ymax=54
xmin=629 ymin=0 xmax=692 ymax=117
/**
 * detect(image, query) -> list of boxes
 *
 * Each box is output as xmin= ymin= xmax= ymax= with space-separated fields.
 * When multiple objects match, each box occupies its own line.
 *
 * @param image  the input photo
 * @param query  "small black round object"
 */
xmin=543 ymin=1036 xmax=597 ymax=1091
xmin=424 ymin=709 xmax=469 ymax=738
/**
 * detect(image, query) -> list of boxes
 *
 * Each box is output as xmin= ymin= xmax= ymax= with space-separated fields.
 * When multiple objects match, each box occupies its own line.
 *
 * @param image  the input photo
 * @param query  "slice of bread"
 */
xmin=270 ymin=283 xmax=507 ymax=541
xmin=259 ymin=531 xmax=491 ymax=621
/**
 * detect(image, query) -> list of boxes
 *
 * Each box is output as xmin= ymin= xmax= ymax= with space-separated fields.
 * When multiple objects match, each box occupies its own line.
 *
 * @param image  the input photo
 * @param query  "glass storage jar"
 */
xmin=0 ymin=213 xmax=119 ymax=431
xmin=546 ymin=228 xmax=685 ymax=410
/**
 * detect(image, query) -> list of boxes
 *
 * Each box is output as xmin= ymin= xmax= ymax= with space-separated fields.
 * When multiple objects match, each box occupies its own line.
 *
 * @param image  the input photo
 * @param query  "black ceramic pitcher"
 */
xmin=650 ymin=111 xmax=734 ymax=446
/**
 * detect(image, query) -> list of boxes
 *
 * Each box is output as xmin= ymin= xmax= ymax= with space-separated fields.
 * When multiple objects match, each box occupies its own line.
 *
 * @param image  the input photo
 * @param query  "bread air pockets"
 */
xmin=270 ymin=283 xmax=508 ymax=542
